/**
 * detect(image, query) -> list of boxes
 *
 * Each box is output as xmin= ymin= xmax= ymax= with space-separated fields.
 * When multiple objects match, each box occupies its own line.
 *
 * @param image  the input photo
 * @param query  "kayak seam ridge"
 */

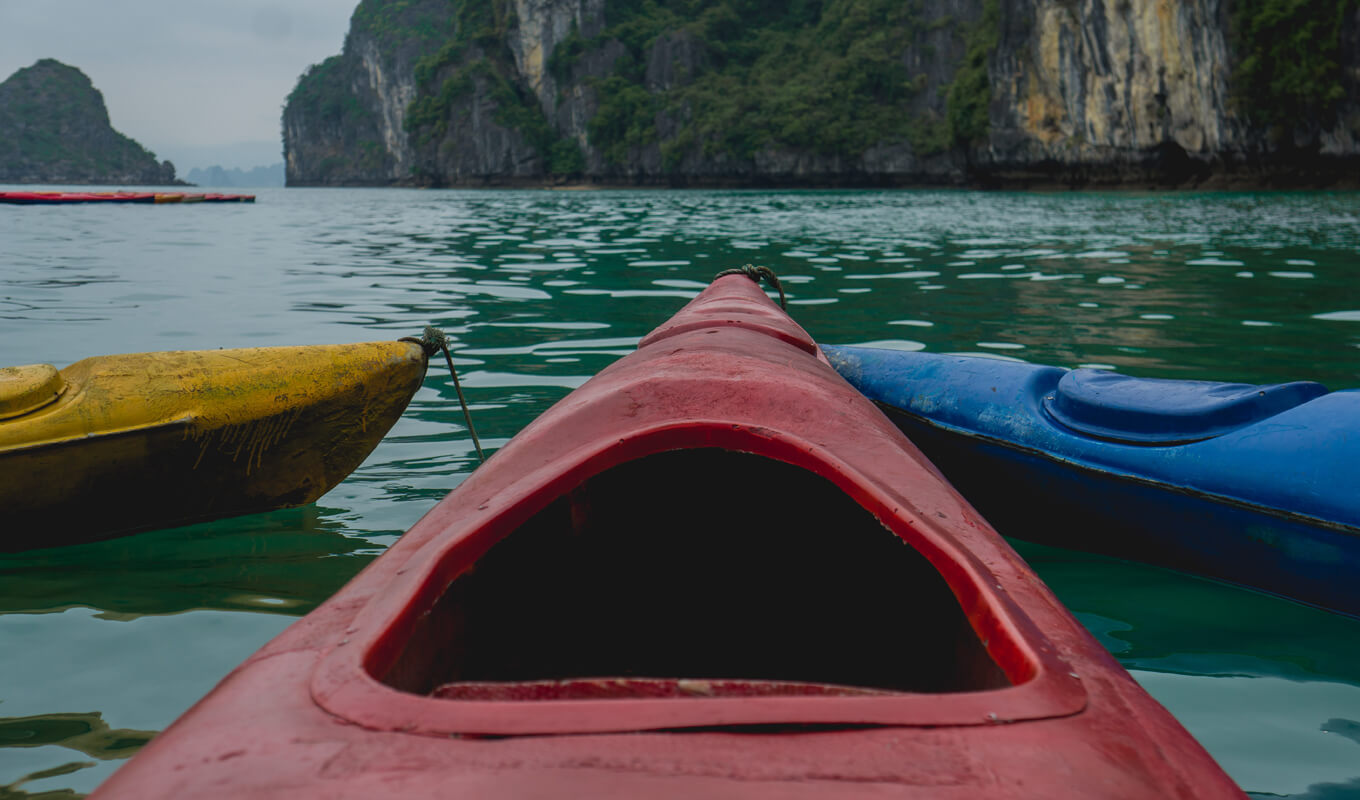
xmin=878 ymin=404 xmax=1360 ymax=536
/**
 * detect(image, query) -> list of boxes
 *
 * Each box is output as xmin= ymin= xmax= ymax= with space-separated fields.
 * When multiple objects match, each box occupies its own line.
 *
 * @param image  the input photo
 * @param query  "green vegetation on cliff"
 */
xmin=404 ymin=0 xmax=525 ymax=140
xmin=404 ymin=0 xmax=584 ymax=176
xmin=286 ymin=53 xmax=388 ymax=182
xmin=351 ymin=0 xmax=455 ymax=47
xmin=284 ymin=0 xmax=1360 ymax=186
xmin=285 ymin=0 xmax=464 ymax=182
xmin=577 ymin=0 xmax=984 ymax=166
xmin=288 ymin=56 xmax=375 ymax=127
xmin=286 ymin=0 xmax=1013 ymax=183
xmin=0 ymin=59 xmax=176 ymax=185
xmin=1230 ymin=0 xmax=1358 ymax=133
xmin=945 ymin=0 xmax=999 ymax=147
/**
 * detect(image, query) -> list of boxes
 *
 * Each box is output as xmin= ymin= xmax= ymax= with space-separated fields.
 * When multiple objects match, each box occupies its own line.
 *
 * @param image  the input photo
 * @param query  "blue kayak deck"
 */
xmin=823 ymin=345 xmax=1360 ymax=617
xmin=1042 ymin=369 xmax=1328 ymax=445
xmin=823 ymin=346 xmax=1357 ymax=530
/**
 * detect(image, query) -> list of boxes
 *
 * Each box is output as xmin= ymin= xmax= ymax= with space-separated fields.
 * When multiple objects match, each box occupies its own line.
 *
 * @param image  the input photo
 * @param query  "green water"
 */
xmin=1 ymin=188 xmax=1358 ymax=797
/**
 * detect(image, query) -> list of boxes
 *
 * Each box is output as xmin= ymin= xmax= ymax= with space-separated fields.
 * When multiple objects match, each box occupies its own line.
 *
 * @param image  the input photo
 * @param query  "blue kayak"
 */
xmin=822 ymin=345 xmax=1360 ymax=618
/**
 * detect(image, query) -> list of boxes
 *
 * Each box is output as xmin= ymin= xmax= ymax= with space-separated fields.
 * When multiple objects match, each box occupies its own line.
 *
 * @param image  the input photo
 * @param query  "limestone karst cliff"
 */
xmin=0 ymin=59 xmax=179 ymax=185
xmin=283 ymin=0 xmax=1360 ymax=187
xmin=984 ymin=0 xmax=1360 ymax=185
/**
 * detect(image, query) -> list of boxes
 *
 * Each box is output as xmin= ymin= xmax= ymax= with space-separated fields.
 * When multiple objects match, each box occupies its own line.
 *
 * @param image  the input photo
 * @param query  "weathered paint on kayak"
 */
xmin=822 ymin=345 xmax=1360 ymax=617
xmin=0 ymin=341 xmax=427 ymax=550
xmin=89 ymin=276 xmax=1243 ymax=799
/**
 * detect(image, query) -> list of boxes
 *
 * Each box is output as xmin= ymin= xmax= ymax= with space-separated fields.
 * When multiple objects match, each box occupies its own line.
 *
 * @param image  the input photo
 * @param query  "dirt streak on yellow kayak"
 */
xmin=0 ymin=341 xmax=428 ymax=551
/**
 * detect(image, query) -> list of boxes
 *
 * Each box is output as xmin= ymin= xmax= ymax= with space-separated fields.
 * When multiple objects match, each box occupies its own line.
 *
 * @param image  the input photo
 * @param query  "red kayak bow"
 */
xmin=90 ymin=274 xmax=1244 ymax=799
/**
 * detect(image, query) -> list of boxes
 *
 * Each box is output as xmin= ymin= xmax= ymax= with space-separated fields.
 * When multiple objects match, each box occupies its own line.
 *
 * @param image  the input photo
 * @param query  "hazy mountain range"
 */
xmin=184 ymin=163 xmax=285 ymax=187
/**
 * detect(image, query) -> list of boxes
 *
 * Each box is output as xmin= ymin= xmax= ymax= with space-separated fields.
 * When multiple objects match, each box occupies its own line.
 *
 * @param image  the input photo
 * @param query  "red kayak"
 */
xmin=90 ymin=274 xmax=1244 ymax=799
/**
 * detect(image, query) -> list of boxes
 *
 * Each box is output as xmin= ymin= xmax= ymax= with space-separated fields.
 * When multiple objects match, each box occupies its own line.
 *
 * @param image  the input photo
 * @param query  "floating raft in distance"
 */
xmin=90 ymin=276 xmax=1243 ymax=799
xmin=823 ymin=344 xmax=1360 ymax=618
xmin=0 ymin=190 xmax=255 ymax=204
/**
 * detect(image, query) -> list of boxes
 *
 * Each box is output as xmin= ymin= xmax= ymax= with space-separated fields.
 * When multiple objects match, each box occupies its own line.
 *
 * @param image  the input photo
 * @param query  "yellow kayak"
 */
xmin=0 ymin=340 xmax=428 ymax=551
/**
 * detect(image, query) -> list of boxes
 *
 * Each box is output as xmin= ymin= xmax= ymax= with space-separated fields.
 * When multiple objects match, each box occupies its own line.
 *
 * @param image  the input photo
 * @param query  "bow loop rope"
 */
xmin=714 ymin=264 xmax=786 ymax=309
xmin=402 ymin=326 xmax=485 ymax=464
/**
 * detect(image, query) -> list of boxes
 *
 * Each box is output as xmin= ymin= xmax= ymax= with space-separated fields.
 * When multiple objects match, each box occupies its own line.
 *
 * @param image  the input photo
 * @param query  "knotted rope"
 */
xmin=714 ymin=263 xmax=786 ymax=309
xmin=402 ymin=326 xmax=485 ymax=464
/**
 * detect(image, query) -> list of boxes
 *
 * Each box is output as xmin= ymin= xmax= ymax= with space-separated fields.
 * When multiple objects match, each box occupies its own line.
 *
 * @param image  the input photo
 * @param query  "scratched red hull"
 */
xmin=90 ymin=276 xmax=1244 ymax=799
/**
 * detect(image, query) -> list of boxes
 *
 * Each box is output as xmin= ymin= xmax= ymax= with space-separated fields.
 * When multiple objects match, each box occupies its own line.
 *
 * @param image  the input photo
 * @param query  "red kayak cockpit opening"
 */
xmin=306 ymin=287 xmax=1093 ymax=735
xmin=371 ymin=448 xmax=1015 ymax=711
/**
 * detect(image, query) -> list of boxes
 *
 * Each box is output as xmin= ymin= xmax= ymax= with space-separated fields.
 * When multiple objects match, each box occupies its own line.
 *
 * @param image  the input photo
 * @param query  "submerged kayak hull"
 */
xmin=0 ymin=341 xmax=427 ymax=549
xmin=90 ymin=278 xmax=1242 ymax=798
xmin=823 ymin=345 xmax=1360 ymax=617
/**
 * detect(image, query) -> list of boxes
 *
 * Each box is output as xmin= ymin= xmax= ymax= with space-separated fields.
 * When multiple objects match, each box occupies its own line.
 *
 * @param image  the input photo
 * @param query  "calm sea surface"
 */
xmin=1 ymin=187 xmax=1358 ymax=798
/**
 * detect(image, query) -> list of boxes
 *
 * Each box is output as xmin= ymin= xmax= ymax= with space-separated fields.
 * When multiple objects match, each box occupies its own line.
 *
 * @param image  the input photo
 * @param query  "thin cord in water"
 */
xmin=404 ymin=327 xmax=486 ymax=464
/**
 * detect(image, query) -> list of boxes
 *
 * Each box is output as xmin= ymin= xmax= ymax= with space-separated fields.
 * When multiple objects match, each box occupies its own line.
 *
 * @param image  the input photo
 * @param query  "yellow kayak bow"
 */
xmin=0 ymin=340 xmax=428 ymax=550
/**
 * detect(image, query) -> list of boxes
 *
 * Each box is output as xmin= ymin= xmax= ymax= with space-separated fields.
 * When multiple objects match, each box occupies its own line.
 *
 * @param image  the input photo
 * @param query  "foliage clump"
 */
xmin=1230 ymin=0 xmax=1357 ymax=133
xmin=288 ymin=57 xmax=375 ymax=127
xmin=403 ymin=0 xmax=583 ymax=176
xmin=945 ymin=0 xmax=999 ymax=146
xmin=290 ymin=0 xmax=1016 ymax=179
xmin=584 ymin=0 xmax=945 ymax=164
xmin=351 ymin=0 xmax=453 ymax=45
xmin=576 ymin=0 xmax=1004 ymax=167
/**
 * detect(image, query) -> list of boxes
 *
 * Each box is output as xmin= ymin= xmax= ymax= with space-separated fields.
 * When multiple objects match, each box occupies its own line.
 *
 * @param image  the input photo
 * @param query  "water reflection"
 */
xmin=1 ymin=712 xmax=153 ymax=800
xmin=1014 ymin=540 xmax=1360 ymax=684
xmin=1016 ymin=539 xmax=1360 ymax=798
xmin=2 ymin=187 xmax=1359 ymax=797
xmin=0 ymin=505 xmax=373 ymax=619
xmin=0 ymin=713 xmax=154 ymax=761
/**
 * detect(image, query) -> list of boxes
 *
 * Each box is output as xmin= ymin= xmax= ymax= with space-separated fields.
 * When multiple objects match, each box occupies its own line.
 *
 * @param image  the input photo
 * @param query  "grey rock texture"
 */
xmin=978 ymin=0 xmax=1360 ymax=185
xmin=410 ymin=47 xmax=546 ymax=184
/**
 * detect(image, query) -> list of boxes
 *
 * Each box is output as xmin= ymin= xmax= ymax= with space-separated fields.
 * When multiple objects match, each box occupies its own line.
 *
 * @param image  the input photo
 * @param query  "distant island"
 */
xmin=282 ymin=0 xmax=1360 ymax=189
xmin=0 ymin=59 xmax=181 ymax=186
xmin=185 ymin=163 xmax=285 ymax=187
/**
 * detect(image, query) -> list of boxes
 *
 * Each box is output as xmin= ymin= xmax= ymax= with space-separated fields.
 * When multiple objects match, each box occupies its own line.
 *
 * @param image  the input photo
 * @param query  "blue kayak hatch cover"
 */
xmin=1041 ymin=369 xmax=1329 ymax=445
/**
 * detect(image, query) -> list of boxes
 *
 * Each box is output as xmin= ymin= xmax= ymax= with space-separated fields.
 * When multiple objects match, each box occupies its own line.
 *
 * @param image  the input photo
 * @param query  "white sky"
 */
xmin=0 ymin=1 xmax=358 ymax=171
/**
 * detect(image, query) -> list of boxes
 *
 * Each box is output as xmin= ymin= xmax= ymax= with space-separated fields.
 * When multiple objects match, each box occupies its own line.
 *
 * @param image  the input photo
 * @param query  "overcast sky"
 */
xmin=0 ymin=1 xmax=358 ymax=171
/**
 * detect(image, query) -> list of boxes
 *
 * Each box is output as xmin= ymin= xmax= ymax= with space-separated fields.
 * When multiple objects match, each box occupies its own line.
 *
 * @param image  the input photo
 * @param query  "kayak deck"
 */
xmin=823 ymin=345 xmax=1360 ymax=617
xmin=91 ymin=277 xmax=1243 ymax=798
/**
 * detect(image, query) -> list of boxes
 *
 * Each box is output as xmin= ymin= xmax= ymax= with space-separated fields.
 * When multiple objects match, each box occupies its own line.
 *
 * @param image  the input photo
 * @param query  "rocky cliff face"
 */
xmin=282 ymin=4 xmax=433 ymax=185
xmin=0 ymin=59 xmax=179 ymax=185
xmin=283 ymin=0 xmax=1360 ymax=187
xmin=981 ymin=0 xmax=1360 ymax=185
xmin=986 ymin=0 xmax=1240 ymax=181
